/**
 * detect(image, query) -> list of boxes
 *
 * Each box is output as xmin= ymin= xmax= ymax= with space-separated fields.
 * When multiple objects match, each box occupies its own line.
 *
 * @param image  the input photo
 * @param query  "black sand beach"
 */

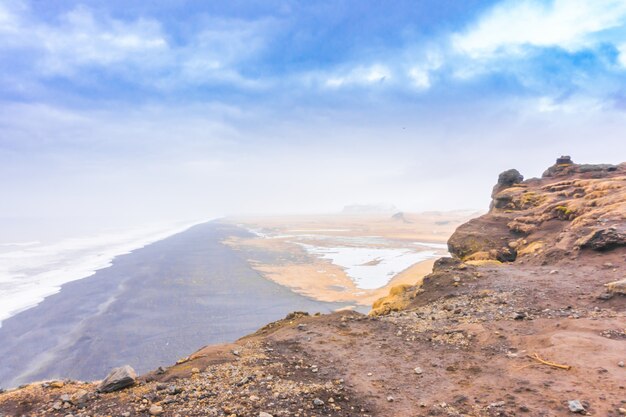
xmin=0 ymin=222 xmax=348 ymax=389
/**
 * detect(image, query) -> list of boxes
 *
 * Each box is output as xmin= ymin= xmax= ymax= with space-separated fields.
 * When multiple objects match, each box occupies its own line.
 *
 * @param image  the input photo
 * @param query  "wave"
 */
xmin=0 ymin=219 xmax=212 ymax=327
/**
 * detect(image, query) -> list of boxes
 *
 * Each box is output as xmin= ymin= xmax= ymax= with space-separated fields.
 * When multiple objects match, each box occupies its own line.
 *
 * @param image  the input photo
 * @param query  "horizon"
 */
xmin=1 ymin=0 xmax=626 ymax=236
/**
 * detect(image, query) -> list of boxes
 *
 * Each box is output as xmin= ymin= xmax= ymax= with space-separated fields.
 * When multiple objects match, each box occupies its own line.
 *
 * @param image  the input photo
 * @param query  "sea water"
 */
xmin=0 ymin=219 xmax=210 ymax=327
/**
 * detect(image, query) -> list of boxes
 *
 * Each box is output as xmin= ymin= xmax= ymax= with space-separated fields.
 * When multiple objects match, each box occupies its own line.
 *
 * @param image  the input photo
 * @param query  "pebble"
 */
xmin=191 ymin=368 xmax=200 ymax=374
xmin=149 ymin=404 xmax=164 ymax=415
xmin=618 ymin=361 xmax=624 ymax=367
xmin=618 ymin=408 xmax=626 ymax=415
xmin=568 ymin=400 xmax=585 ymax=413
xmin=50 ymin=381 xmax=65 ymax=388
xmin=313 ymin=398 xmax=324 ymax=406
xmin=387 ymin=395 xmax=395 ymax=402
xmin=259 ymin=413 xmax=274 ymax=417
xmin=414 ymin=367 xmax=423 ymax=375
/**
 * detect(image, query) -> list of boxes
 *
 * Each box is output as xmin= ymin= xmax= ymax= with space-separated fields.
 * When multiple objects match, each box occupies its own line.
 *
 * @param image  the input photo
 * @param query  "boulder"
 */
xmin=491 ymin=169 xmax=523 ymax=198
xmin=577 ymin=227 xmax=626 ymax=251
xmin=98 ymin=366 xmax=136 ymax=393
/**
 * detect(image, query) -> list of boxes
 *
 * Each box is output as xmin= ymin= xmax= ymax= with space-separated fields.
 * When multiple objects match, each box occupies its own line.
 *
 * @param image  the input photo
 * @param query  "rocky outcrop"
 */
xmin=448 ymin=156 xmax=626 ymax=264
xmin=97 ymin=365 xmax=136 ymax=393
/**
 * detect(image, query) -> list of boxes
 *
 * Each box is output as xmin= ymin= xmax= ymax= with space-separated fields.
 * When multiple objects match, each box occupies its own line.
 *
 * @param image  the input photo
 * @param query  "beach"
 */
xmin=0 ymin=222 xmax=348 ymax=388
xmin=224 ymin=212 xmax=476 ymax=305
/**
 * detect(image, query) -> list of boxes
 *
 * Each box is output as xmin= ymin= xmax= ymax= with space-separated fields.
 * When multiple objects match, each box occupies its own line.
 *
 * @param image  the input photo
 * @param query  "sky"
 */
xmin=1 ymin=0 xmax=626 ymax=236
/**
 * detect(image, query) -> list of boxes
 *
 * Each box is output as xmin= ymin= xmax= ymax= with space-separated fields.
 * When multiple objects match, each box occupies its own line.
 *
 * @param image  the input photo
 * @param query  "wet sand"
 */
xmin=0 ymin=222 xmax=349 ymax=389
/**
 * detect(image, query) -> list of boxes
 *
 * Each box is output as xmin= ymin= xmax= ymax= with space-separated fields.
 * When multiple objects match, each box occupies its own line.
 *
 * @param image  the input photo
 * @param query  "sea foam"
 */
xmin=0 ymin=219 xmax=210 ymax=327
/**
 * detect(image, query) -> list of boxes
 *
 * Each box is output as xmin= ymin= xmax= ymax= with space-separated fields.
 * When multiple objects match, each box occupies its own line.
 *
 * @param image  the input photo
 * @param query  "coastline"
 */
xmin=0 ymin=222 xmax=349 ymax=389
xmin=0 ymin=219 xmax=211 ymax=328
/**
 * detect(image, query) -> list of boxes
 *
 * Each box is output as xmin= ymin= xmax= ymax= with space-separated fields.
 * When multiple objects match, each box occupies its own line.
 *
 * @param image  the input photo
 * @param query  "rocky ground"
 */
xmin=0 ymin=157 xmax=624 ymax=417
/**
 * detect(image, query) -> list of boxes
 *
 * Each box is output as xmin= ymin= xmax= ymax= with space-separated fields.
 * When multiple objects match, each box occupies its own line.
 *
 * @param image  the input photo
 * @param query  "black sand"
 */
xmin=0 ymin=222 xmax=348 ymax=388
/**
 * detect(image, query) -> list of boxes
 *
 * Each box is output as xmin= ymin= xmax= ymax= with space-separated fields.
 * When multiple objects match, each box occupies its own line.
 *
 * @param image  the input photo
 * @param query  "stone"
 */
xmin=313 ymin=398 xmax=324 ymax=406
xmin=618 ymin=361 xmax=624 ymax=367
xmin=259 ymin=413 xmax=274 ymax=417
xmin=568 ymin=400 xmax=585 ymax=413
xmin=513 ymin=312 xmax=526 ymax=320
xmin=149 ymin=404 xmax=164 ymax=415
xmin=607 ymin=278 xmax=626 ymax=295
xmin=191 ymin=368 xmax=200 ymax=374
xmin=414 ymin=367 xmax=423 ymax=375
xmin=50 ymin=381 xmax=64 ymax=388
xmin=387 ymin=395 xmax=395 ymax=402
xmin=70 ymin=389 xmax=89 ymax=407
xmin=98 ymin=365 xmax=137 ymax=393
xmin=578 ymin=228 xmax=626 ymax=251
xmin=556 ymin=155 xmax=573 ymax=165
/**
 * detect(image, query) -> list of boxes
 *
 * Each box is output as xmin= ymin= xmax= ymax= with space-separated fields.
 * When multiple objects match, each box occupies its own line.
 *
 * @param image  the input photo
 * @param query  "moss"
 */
xmin=518 ymin=240 xmax=544 ymax=256
xmin=465 ymin=259 xmax=502 ymax=266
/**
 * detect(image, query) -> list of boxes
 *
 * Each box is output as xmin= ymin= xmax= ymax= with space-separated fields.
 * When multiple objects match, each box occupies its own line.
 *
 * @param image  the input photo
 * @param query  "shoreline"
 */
xmin=0 ymin=222 xmax=349 ymax=389
xmin=0 ymin=219 xmax=212 ymax=328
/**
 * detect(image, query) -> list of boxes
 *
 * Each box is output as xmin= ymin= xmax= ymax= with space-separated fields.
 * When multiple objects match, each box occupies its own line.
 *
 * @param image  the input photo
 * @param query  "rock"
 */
xmin=60 ymin=394 xmax=71 ymax=403
xmin=49 ymin=381 xmax=64 ymax=388
xmin=149 ymin=404 xmax=164 ymax=415
xmin=513 ymin=312 xmax=526 ymax=320
xmin=577 ymin=228 xmax=626 ymax=251
xmin=191 ymin=367 xmax=200 ymax=374
xmin=313 ymin=398 xmax=324 ymax=406
xmin=98 ymin=365 xmax=136 ymax=393
xmin=557 ymin=155 xmax=573 ymax=165
xmin=493 ymin=169 xmax=524 ymax=194
xmin=259 ymin=413 xmax=274 ymax=417
xmin=618 ymin=361 xmax=624 ymax=367
xmin=606 ymin=278 xmax=626 ymax=295
xmin=387 ymin=395 xmax=395 ymax=402
xmin=414 ymin=366 xmax=423 ymax=375
xmin=568 ymin=400 xmax=585 ymax=413
xmin=70 ymin=389 xmax=89 ymax=407
xmin=618 ymin=408 xmax=626 ymax=414
xmin=549 ymin=270 xmax=558 ymax=275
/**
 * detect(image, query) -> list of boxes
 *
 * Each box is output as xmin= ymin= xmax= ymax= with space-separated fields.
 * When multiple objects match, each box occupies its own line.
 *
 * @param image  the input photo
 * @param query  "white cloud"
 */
xmin=453 ymin=0 xmax=626 ymax=58
xmin=0 ymin=5 xmax=273 ymax=88
xmin=407 ymin=52 xmax=442 ymax=89
xmin=324 ymin=64 xmax=391 ymax=88
xmin=38 ymin=8 xmax=167 ymax=75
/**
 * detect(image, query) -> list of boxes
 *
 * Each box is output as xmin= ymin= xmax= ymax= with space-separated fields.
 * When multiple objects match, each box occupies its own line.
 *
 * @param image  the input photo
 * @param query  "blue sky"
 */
xmin=1 ymin=0 xmax=626 ymax=231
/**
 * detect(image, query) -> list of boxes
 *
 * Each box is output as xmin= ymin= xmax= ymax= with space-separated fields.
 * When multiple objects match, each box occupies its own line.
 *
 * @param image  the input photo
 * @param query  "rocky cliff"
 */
xmin=1 ymin=157 xmax=624 ymax=417
xmin=448 ymin=156 xmax=625 ymax=265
